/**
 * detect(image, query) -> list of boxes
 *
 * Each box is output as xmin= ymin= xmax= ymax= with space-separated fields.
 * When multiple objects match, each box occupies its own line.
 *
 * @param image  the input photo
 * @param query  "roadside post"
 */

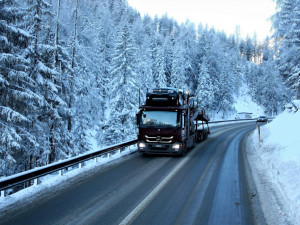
xmin=256 ymin=123 xmax=261 ymax=147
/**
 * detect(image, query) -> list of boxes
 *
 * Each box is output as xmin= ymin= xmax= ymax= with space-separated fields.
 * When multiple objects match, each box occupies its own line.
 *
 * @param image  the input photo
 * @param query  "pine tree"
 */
xmin=151 ymin=34 xmax=166 ymax=87
xmin=170 ymin=44 xmax=187 ymax=89
xmin=215 ymin=62 xmax=234 ymax=117
xmin=163 ymin=36 xmax=174 ymax=86
xmin=180 ymin=22 xmax=198 ymax=93
xmin=132 ymin=15 xmax=153 ymax=103
xmin=196 ymin=56 xmax=214 ymax=110
xmin=0 ymin=0 xmax=38 ymax=175
xmin=0 ymin=0 xmax=294 ymax=177
xmin=273 ymin=0 xmax=300 ymax=98
xmin=25 ymin=0 xmax=67 ymax=164
xmin=92 ymin=3 xmax=116 ymax=146
xmin=104 ymin=23 xmax=139 ymax=145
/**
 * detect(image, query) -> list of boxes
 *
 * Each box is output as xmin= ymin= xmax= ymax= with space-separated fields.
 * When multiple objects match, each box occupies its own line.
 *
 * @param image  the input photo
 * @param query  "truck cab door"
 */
xmin=136 ymin=112 xmax=141 ymax=127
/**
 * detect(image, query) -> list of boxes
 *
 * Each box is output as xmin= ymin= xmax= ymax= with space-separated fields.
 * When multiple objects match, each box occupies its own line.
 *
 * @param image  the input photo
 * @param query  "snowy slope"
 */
xmin=210 ymin=83 xmax=265 ymax=120
xmin=250 ymin=100 xmax=300 ymax=224
xmin=233 ymin=83 xmax=264 ymax=118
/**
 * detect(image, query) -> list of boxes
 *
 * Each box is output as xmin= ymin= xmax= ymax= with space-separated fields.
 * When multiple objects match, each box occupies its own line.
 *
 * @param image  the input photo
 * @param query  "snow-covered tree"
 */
xmin=132 ymin=15 xmax=153 ymax=103
xmin=273 ymin=0 xmax=300 ymax=98
xmin=0 ymin=0 xmax=294 ymax=177
xmin=0 ymin=0 xmax=39 ymax=175
xmin=104 ymin=23 xmax=139 ymax=145
xmin=171 ymin=44 xmax=187 ymax=89
xmin=196 ymin=56 xmax=214 ymax=110
xmin=24 ymin=0 xmax=68 ymax=164
xmin=151 ymin=34 xmax=166 ymax=87
xmin=179 ymin=22 xmax=198 ymax=93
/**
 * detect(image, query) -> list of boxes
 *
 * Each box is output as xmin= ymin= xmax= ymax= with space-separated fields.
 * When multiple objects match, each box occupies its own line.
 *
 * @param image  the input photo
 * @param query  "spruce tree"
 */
xmin=0 ymin=0 xmax=37 ymax=175
xmin=25 ymin=0 xmax=67 ymax=164
xmin=104 ymin=23 xmax=138 ymax=145
xmin=196 ymin=56 xmax=214 ymax=110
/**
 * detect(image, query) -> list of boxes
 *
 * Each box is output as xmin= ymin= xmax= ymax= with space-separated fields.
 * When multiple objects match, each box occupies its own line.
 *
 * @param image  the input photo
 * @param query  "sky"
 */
xmin=127 ymin=0 xmax=277 ymax=41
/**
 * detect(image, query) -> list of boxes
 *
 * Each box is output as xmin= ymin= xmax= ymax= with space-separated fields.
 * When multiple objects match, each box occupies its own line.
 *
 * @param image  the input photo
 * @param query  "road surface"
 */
xmin=0 ymin=123 xmax=266 ymax=225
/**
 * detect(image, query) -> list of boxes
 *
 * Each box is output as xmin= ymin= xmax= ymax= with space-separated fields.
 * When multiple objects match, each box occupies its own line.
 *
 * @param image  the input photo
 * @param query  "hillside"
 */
xmin=210 ymin=83 xmax=265 ymax=120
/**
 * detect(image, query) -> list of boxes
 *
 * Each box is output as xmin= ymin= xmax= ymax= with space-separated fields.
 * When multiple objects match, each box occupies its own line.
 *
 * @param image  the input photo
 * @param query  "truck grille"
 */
xmin=145 ymin=135 xmax=173 ymax=143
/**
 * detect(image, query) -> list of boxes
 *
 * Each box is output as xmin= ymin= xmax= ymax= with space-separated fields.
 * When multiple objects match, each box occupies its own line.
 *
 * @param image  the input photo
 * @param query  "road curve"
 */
xmin=0 ymin=123 xmax=265 ymax=225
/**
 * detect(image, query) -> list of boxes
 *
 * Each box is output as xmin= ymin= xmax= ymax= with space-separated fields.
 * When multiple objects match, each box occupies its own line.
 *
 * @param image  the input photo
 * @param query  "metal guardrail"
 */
xmin=209 ymin=118 xmax=274 ymax=125
xmin=0 ymin=139 xmax=137 ymax=197
xmin=208 ymin=118 xmax=258 ymax=125
xmin=0 ymin=117 xmax=271 ymax=197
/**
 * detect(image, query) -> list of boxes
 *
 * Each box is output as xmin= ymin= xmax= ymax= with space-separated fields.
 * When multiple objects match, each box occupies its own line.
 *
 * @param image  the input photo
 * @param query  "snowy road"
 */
xmin=0 ymin=123 xmax=265 ymax=225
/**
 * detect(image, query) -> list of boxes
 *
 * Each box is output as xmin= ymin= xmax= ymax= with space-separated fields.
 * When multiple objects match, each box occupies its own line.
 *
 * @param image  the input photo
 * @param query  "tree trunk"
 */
xmin=69 ymin=0 xmax=79 ymax=129
xmin=67 ymin=0 xmax=79 ymax=141
xmin=49 ymin=121 xmax=55 ymax=163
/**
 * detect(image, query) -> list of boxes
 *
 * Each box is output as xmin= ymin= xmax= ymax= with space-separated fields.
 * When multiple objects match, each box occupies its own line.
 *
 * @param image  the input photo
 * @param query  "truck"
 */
xmin=136 ymin=87 xmax=210 ymax=156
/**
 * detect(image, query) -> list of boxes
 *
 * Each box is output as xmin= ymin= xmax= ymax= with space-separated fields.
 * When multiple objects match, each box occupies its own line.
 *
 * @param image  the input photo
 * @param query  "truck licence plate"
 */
xmin=155 ymin=144 xmax=162 ymax=148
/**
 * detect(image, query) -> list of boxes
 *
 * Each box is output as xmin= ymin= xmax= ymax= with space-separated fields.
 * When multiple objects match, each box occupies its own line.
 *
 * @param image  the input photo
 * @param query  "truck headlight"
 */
xmin=172 ymin=144 xmax=180 ymax=149
xmin=138 ymin=142 xmax=146 ymax=148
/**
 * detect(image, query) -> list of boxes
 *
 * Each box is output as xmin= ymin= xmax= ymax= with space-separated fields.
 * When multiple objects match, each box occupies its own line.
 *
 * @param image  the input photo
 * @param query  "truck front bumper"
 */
xmin=138 ymin=141 xmax=184 ymax=155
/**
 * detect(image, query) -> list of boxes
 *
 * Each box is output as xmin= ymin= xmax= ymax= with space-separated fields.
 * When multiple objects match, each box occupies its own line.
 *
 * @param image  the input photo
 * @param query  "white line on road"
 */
xmin=119 ymin=155 xmax=191 ymax=225
xmin=119 ymin=126 xmax=242 ymax=225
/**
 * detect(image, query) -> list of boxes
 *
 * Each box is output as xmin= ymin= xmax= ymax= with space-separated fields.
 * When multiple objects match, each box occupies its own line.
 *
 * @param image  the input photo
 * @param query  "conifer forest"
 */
xmin=0 ymin=0 xmax=299 ymax=176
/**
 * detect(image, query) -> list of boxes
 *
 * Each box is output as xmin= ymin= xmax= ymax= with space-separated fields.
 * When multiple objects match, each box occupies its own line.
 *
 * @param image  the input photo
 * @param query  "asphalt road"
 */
xmin=0 ymin=123 xmax=266 ymax=225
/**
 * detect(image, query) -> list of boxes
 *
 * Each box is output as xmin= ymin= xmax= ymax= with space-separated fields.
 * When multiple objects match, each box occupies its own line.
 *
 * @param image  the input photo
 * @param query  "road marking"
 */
xmin=119 ymin=155 xmax=190 ymax=225
xmin=119 ymin=124 xmax=249 ymax=225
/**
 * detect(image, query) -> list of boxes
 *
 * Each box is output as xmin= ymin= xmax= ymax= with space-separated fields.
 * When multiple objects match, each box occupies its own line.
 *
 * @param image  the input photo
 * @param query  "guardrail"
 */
xmin=0 ymin=140 xmax=137 ymax=197
xmin=208 ymin=118 xmax=258 ymax=126
xmin=0 ymin=117 xmax=271 ymax=197
xmin=210 ymin=117 xmax=273 ymax=125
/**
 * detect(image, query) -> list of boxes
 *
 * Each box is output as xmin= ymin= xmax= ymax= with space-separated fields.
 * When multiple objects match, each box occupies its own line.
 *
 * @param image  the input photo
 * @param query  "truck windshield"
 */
xmin=140 ymin=111 xmax=180 ymax=128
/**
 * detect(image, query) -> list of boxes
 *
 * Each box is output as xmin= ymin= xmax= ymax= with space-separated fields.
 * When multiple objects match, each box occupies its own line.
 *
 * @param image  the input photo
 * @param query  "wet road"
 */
xmin=0 ymin=123 xmax=265 ymax=225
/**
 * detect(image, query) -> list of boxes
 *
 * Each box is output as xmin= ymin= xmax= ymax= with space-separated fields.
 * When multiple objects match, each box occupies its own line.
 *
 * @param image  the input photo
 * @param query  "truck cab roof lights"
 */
xmin=150 ymin=88 xmax=178 ymax=93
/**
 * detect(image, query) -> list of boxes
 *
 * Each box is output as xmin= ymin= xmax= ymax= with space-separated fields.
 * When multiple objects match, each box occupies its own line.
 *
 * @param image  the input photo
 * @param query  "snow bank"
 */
xmin=251 ymin=101 xmax=300 ymax=224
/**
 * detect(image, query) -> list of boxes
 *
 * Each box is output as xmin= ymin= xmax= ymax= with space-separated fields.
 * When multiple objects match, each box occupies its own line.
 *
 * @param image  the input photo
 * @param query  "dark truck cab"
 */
xmin=136 ymin=88 xmax=209 ymax=156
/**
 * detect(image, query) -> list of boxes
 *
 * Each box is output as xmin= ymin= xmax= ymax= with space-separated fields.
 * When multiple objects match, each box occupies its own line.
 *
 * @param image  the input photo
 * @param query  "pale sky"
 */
xmin=127 ymin=0 xmax=276 ymax=41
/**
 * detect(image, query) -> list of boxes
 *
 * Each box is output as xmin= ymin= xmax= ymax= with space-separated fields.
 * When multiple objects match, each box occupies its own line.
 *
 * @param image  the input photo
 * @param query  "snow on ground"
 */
xmin=210 ymin=83 xmax=264 ymax=120
xmin=249 ymin=100 xmax=300 ymax=224
xmin=88 ymin=129 xmax=99 ymax=151
xmin=233 ymin=95 xmax=264 ymax=119
xmin=233 ymin=83 xmax=264 ymax=118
